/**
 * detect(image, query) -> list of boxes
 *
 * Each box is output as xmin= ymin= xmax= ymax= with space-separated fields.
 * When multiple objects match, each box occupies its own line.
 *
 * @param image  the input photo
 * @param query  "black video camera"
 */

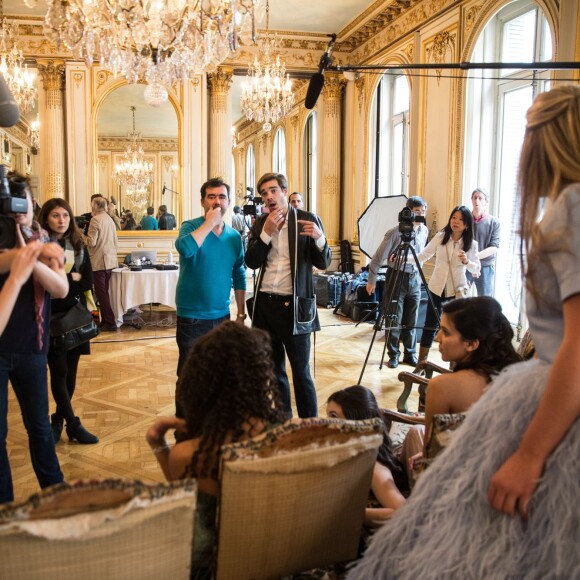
xmin=242 ymin=193 xmax=263 ymax=217
xmin=0 ymin=166 xmax=29 ymax=249
xmin=398 ymin=206 xmax=425 ymax=237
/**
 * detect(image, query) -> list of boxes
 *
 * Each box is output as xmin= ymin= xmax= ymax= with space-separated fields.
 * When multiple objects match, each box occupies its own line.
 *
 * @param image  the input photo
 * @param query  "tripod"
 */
xmin=358 ymin=229 xmax=440 ymax=384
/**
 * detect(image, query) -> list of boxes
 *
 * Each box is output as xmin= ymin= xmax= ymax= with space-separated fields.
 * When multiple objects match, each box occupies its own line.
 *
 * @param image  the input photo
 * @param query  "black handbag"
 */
xmin=50 ymin=300 xmax=99 ymax=352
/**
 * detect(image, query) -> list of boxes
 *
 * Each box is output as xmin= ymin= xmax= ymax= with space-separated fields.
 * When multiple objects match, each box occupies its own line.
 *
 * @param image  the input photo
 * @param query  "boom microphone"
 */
xmin=0 ymin=74 xmax=19 ymax=127
xmin=305 ymin=34 xmax=337 ymax=110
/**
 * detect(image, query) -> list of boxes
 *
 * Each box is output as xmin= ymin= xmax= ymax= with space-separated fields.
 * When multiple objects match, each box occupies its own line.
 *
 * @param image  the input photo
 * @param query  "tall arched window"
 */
xmin=369 ymin=72 xmax=410 ymax=199
xmin=272 ymin=127 xmax=286 ymax=174
xmin=303 ymin=113 xmax=317 ymax=213
xmin=246 ymin=144 xmax=256 ymax=193
xmin=463 ymin=0 xmax=552 ymax=323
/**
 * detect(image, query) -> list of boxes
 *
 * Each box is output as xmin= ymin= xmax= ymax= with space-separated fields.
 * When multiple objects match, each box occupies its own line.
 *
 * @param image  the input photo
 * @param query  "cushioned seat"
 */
xmin=0 ymin=479 xmax=196 ymax=580
xmin=215 ymin=417 xmax=383 ymax=580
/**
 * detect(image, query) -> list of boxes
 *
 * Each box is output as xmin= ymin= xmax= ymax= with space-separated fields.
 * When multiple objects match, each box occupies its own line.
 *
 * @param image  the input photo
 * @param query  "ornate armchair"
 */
xmin=0 ymin=479 xmax=196 ymax=580
xmin=215 ymin=418 xmax=383 ymax=580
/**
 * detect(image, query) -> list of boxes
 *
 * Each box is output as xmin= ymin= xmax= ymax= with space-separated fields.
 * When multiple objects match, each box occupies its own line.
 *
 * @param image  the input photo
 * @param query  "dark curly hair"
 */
xmin=327 ymin=385 xmax=407 ymax=493
xmin=442 ymin=297 xmax=522 ymax=381
xmin=177 ymin=321 xmax=285 ymax=480
xmin=441 ymin=205 xmax=474 ymax=252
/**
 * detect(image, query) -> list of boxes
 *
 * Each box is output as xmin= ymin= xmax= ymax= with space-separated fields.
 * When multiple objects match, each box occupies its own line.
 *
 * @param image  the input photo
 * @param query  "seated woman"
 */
xmin=403 ymin=296 xmax=521 ymax=482
xmin=327 ymin=386 xmax=407 ymax=527
xmin=146 ymin=321 xmax=285 ymax=579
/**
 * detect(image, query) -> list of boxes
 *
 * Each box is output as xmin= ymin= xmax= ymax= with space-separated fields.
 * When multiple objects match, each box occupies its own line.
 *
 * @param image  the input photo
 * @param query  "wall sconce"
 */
xmin=28 ymin=116 xmax=40 ymax=154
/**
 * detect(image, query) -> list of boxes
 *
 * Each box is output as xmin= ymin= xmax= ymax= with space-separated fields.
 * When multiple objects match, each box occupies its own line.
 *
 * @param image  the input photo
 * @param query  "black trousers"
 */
xmin=253 ymin=293 xmax=318 ymax=418
xmin=47 ymin=346 xmax=82 ymax=423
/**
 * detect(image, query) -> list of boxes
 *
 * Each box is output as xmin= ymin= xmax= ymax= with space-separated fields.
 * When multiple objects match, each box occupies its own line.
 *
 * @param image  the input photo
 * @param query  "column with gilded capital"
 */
xmin=319 ymin=74 xmax=346 ymax=242
xmin=207 ymin=67 xmax=233 ymax=184
xmin=37 ymin=60 xmax=66 ymax=198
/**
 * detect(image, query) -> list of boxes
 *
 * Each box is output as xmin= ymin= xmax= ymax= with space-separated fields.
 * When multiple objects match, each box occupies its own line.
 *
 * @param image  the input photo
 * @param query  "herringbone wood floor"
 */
xmin=7 ymin=305 xmax=436 ymax=503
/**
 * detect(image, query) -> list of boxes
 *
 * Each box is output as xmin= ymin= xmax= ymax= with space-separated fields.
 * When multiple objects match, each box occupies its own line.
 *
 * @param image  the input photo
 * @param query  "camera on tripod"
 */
xmin=0 ymin=166 xmax=29 ymax=249
xmin=398 ymin=206 xmax=425 ymax=237
xmin=242 ymin=187 xmax=263 ymax=217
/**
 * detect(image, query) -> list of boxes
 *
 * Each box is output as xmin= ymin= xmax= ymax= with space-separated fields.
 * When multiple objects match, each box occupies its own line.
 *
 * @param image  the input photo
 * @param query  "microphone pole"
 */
xmin=162 ymin=185 xmax=179 ymax=195
xmin=305 ymin=33 xmax=337 ymax=110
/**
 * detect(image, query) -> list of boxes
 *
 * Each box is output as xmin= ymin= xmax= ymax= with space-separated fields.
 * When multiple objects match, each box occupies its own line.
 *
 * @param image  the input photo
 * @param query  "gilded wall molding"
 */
xmin=355 ymin=76 xmax=366 ymax=115
xmin=207 ymin=67 xmax=233 ymax=94
xmin=426 ymin=31 xmax=457 ymax=80
xmin=98 ymin=137 xmax=178 ymax=152
xmin=352 ymin=0 xmax=460 ymax=63
xmin=38 ymin=60 xmax=66 ymax=91
xmin=96 ymin=70 xmax=115 ymax=92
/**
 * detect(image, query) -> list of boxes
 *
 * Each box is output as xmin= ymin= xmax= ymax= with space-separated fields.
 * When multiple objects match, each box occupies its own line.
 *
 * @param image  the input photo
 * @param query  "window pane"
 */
xmin=501 ymin=10 xmax=537 ymax=67
xmin=273 ymin=128 xmax=286 ymax=174
xmin=495 ymin=84 xmax=533 ymax=324
xmin=540 ymin=15 xmax=552 ymax=61
xmin=391 ymin=121 xmax=404 ymax=196
xmin=246 ymin=144 xmax=255 ymax=192
xmin=392 ymin=75 xmax=409 ymax=116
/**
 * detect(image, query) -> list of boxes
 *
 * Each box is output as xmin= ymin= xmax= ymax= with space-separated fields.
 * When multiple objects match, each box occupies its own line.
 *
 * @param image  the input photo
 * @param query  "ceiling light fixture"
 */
xmin=114 ymin=106 xmax=154 ymax=192
xmin=43 ymin=0 xmax=262 ymax=105
xmin=240 ymin=0 xmax=293 ymax=132
xmin=0 ymin=1 xmax=37 ymax=114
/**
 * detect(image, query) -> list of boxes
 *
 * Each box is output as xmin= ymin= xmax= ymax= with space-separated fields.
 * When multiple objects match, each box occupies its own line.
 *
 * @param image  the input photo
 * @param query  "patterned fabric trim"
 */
xmin=0 ymin=478 xmax=197 ymax=522
xmin=220 ymin=417 xmax=383 ymax=464
xmin=424 ymin=413 xmax=467 ymax=463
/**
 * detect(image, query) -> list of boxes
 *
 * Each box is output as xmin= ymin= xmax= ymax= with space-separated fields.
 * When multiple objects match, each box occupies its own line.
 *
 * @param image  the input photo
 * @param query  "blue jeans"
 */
xmin=253 ymin=294 xmax=318 ymax=418
xmin=468 ymin=264 xmax=495 ymax=297
xmin=0 ymin=353 xmax=64 ymax=503
xmin=384 ymin=270 xmax=421 ymax=359
xmin=175 ymin=315 xmax=229 ymax=418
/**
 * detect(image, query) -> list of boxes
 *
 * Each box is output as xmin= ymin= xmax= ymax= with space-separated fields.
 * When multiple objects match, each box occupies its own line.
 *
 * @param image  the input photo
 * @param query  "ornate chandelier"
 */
xmin=114 ymin=106 xmax=154 ymax=192
xmin=0 ymin=4 xmax=37 ymax=114
xmin=240 ymin=0 xmax=293 ymax=132
xmin=43 ymin=0 xmax=262 ymax=105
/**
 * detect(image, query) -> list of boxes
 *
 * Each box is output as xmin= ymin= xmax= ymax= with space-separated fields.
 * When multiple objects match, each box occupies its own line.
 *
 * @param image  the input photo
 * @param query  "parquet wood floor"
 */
xmin=7 ymin=305 xmax=440 ymax=503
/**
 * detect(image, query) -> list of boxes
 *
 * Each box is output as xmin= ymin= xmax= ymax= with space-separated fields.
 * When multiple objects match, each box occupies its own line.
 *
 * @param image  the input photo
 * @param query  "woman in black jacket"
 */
xmin=39 ymin=199 xmax=99 ymax=444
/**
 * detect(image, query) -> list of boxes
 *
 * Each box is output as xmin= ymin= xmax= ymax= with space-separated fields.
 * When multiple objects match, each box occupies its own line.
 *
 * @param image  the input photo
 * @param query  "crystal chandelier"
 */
xmin=0 ymin=3 xmax=37 ymax=114
xmin=240 ymin=0 xmax=293 ymax=132
xmin=114 ymin=106 xmax=154 ymax=192
xmin=43 ymin=0 xmax=262 ymax=105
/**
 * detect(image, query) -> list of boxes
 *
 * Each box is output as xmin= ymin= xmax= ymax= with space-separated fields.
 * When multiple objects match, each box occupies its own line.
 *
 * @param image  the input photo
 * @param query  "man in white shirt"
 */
xmin=245 ymin=173 xmax=331 ymax=418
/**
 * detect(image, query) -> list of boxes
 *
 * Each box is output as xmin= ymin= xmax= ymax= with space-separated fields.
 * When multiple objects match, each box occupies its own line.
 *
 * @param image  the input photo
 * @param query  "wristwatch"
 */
xmin=237 ymin=313 xmax=247 ymax=320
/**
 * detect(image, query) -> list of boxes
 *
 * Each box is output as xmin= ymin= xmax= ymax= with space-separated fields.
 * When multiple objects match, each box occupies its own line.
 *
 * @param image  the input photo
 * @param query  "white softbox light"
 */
xmin=357 ymin=195 xmax=407 ymax=259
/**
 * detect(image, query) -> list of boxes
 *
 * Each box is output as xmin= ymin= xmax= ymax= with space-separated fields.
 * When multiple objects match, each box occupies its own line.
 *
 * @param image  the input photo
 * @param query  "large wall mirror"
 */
xmin=96 ymin=83 xmax=181 ymax=231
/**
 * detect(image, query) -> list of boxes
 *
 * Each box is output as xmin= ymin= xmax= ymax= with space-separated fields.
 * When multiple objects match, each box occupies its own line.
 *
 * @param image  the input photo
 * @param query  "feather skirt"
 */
xmin=347 ymin=359 xmax=580 ymax=580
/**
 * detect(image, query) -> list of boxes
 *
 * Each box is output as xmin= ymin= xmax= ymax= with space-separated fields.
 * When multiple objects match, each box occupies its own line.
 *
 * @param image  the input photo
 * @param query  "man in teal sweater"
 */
xmin=174 ymin=177 xmax=246 ymax=417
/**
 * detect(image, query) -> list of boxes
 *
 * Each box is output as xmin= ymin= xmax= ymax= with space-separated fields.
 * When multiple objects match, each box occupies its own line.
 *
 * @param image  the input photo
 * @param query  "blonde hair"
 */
xmin=519 ymin=85 xmax=580 ymax=299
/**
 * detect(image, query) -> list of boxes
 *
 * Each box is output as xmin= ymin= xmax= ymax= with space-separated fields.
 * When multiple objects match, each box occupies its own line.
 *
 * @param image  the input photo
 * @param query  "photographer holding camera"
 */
xmin=0 ymin=170 xmax=68 ymax=503
xmin=366 ymin=197 xmax=429 ymax=368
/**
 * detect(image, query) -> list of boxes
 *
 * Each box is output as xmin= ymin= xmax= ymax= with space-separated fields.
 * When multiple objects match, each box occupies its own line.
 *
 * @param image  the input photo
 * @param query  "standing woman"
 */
xmin=0 ymin=174 xmax=68 ymax=504
xmin=39 ymin=199 xmax=99 ymax=444
xmin=347 ymin=85 xmax=580 ymax=580
xmin=416 ymin=206 xmax=480 ymax=362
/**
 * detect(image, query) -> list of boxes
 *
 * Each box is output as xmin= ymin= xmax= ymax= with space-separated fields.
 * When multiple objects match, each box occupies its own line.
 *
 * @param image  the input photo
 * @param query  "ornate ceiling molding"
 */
xmin=351 ymin=0 xmax=460 ymax=63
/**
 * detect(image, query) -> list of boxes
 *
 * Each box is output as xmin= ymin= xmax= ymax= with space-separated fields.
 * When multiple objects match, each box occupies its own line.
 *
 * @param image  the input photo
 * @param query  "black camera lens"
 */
xmin=8 ymin=176 xmax=28 ymax=199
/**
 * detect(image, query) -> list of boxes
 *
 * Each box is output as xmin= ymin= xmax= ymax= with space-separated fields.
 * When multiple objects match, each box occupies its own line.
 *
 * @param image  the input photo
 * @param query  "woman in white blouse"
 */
xmin=417 ymin=206 xmax=480 ymax=362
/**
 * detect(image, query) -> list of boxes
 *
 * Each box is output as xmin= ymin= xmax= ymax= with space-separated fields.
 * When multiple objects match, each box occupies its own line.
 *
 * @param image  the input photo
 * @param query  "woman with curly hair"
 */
xmin=348 ymin=85 xmax=580 ymax=580
xmin=146 ymin=321 xmax=285 ymax=578
xmin=39 ymin=198 xmax=98 ymax=444
xmin=403 ymin=296 xmax=521 ymax=481
xmin=327 ymin=385 xmax=407 ymax=527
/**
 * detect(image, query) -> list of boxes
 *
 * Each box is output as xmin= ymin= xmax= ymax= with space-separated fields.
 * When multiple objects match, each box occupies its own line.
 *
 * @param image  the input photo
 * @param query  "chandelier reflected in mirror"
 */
xmin=240 ymin=0 xmax=293 ymax=132
xmin=43 ymin=0 xmax=262 ymax=105
xmin=114 ymin=106 xmax=154 ymax=192
xmin=0 ymin=8 xmax=37 ymax=113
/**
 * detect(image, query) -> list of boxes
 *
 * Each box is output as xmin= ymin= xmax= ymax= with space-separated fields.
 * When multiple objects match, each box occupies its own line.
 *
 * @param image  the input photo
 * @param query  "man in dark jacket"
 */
xmin=245 ymin=173 xmax=331 ymax=418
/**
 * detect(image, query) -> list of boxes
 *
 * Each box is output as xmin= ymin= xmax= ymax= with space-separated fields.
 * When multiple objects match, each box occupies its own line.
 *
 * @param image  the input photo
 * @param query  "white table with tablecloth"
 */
xmin=109 ymin=267 xmax=179 ymax=326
